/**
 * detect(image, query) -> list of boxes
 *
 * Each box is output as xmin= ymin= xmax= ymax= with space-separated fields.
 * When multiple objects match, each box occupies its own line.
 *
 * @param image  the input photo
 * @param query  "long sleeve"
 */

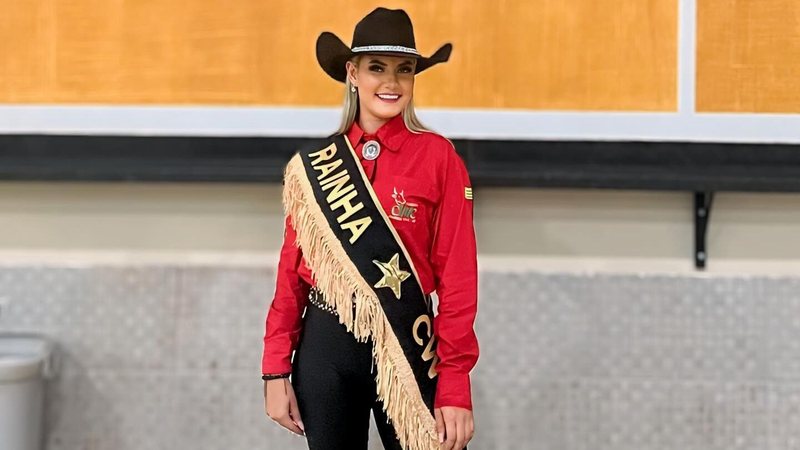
xmin=261 ymin=214 xmax=311 ymax=374
xmin=430 ymin=146 xmax=479 ymax=410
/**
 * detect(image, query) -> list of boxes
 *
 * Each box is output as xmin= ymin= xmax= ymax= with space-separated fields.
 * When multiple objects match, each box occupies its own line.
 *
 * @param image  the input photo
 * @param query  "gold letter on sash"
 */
xmin=342 ymin=216 xmax=373 ymax=244
xmin=314 ymin=159 xmax=343 ymax=181
xmin=309 ymin=143 xmax=337 ymax=166
xmin=331 ymin=190 xmax=364 ymax=223
xmin=412 ymin=315 xmax=439 ymax=379
xmin=322 ymin=173 xmax=355 ymax=203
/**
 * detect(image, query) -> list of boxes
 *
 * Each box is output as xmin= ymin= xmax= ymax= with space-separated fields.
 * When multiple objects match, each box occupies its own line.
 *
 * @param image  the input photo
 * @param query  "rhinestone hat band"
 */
xmin=351 ymin=45 xmax=420 ymax=56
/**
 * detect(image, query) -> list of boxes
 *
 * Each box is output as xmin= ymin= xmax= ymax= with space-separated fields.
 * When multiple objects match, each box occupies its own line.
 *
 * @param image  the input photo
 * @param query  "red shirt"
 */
xmin=262 ymin=113 xmax=479 ymax=410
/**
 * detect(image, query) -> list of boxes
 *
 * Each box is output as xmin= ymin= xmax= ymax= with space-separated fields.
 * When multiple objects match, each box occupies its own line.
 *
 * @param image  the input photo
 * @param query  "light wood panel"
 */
xmin=1 ymin=0 xmax=677 ymax=110
xmin=697 ymin=0 xmax=800 ymax=113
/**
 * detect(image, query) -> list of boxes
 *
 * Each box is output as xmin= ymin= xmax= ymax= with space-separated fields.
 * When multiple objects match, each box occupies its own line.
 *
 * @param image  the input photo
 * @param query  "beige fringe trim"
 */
xmin=283 ymin=154 xmax=440 ymax=450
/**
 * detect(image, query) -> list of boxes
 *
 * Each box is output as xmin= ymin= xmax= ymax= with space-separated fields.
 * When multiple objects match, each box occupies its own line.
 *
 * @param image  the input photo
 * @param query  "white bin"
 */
xmin=0 ymin=335 xmax=54 ymax=450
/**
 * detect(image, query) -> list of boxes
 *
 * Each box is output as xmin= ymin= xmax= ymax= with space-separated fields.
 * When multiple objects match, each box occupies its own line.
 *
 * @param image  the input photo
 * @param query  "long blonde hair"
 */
xmin=335 ymin=55 xmax=431 ymax=135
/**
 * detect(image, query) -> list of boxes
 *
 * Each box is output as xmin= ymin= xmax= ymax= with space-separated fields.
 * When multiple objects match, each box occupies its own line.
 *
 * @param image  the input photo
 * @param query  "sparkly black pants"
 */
xmin=292 ymin=301 xmax=403 ymax=450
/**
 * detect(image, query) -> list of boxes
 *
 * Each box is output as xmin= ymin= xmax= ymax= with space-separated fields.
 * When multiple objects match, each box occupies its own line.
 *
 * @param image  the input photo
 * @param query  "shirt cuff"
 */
xmin=434 ymin=371 xmax=473 ymax=410
xmin=261 ymin=352 xmax=293 ymax=375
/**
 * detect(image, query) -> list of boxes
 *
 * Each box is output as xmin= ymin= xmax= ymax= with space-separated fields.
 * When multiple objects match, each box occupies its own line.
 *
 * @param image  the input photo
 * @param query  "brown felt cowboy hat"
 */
xmin=316 ymin=7 xmax=453 ymax=83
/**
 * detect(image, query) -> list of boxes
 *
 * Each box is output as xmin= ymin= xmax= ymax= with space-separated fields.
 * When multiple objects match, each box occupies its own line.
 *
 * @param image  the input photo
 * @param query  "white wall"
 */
xmin=1 ymin=182 xmax=799 ymax=274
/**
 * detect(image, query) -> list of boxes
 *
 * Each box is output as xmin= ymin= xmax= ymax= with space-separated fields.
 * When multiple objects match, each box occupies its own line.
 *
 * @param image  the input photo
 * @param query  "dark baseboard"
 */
xmin=2 ymin=134 xmax=800 ymax=192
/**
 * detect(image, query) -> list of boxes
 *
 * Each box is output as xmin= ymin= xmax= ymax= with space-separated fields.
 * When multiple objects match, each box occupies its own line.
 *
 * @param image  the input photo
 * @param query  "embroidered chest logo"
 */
xmin=390 ymin=187 xmax=418 ymax=223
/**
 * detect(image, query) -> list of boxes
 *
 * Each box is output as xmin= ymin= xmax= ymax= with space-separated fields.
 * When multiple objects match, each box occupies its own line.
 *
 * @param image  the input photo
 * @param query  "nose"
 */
xmin=385 ymin=71 xmax=399 ymax=87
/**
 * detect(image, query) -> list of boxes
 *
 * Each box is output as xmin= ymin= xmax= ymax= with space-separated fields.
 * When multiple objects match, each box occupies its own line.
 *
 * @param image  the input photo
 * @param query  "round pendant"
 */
xmin=362 ymin=140 xmax=381 ymax=160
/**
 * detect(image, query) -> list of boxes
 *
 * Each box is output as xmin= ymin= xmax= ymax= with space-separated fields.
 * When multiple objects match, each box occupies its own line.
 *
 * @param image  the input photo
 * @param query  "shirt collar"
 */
xmin=345 ymin=113 xmax=410 ymax=152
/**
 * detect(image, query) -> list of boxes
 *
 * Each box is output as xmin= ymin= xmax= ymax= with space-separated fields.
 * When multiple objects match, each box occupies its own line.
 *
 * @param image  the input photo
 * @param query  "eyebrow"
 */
xmin=368 ymin=59 xmax=415 ymax=66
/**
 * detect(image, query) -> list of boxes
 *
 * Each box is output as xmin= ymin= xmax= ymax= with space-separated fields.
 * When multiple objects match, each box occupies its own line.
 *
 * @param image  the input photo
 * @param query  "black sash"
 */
xmin=297 ymin=134 xmax=439 ymax=413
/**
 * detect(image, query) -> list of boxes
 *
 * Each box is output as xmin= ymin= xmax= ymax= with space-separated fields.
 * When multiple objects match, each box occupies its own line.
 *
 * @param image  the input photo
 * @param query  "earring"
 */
xmin=351 ymin=85 xmax=357 ymax=93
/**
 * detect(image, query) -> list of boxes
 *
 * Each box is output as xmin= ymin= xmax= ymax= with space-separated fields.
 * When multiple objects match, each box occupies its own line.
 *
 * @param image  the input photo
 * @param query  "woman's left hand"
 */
xmin=435 ymin=406 xmax=474 ymax=450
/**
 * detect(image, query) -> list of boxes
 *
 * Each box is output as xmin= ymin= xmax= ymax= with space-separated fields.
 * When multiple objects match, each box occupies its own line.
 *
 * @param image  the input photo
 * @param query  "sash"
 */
xmin=282 ymin=135 xmax=440 ymax=450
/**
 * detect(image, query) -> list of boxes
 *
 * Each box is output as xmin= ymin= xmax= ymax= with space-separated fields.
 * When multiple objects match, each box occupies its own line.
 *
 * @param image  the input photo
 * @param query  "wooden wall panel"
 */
xmin=697 ymin=0 xmax=800 ymax=113
xmin=1 ymin=0 xmax=677 ymax=110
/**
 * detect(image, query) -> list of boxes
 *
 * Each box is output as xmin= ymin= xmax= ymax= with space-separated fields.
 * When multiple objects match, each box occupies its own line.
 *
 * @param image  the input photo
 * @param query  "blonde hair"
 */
xmin=335 ymin=55 xmax=431 ymax=135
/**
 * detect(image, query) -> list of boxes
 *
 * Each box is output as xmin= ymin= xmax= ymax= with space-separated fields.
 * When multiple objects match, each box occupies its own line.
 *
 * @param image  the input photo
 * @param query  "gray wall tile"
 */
xmin=4 ymin=265 xmax=800 ymax=449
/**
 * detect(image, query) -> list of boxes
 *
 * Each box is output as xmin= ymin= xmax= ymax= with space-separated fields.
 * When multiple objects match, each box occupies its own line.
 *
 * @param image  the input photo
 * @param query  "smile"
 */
xmin=376 ymin=93 xmax=401 ymax=101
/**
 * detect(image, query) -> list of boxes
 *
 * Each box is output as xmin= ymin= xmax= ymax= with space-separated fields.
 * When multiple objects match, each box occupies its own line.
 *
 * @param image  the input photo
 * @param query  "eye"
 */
xmin=398 ymin=66 xmax=413 ymax=73
xmin=369 ymin=65 xmax=384 ymax=72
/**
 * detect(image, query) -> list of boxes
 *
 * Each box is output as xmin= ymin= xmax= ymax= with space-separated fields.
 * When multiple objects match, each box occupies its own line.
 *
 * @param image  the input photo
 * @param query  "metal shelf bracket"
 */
xmin=694 ymin=191 xmax=714 ymax=269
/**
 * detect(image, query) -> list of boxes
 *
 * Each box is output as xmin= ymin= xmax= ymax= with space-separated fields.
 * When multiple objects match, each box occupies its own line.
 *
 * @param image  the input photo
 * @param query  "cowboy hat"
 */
xmin=316 ymin=7 xmax=453 ymax=83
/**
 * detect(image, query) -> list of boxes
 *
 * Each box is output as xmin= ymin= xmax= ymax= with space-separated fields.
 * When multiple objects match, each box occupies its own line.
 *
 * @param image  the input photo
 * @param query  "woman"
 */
xmin=262 ymin=8 xmax=478 ymax=450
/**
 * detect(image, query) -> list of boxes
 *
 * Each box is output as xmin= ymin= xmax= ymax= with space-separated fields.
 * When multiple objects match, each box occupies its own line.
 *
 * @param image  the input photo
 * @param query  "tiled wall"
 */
xmin=2 ymin=264 xmax=800 ymax=450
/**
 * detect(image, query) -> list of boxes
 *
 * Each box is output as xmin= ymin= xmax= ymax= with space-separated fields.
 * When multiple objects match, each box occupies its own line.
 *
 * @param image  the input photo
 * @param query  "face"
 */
xmin=346 ymin=55 xmax=416 ymax=124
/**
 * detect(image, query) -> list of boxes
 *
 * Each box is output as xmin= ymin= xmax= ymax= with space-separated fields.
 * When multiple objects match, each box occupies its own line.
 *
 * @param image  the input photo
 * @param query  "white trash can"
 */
xmin=0 ymin=334 xmax=54 ymax=450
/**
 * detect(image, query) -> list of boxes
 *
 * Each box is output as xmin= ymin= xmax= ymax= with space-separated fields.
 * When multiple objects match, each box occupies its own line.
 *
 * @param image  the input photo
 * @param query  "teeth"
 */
xmin=377 ymin=94 xmax=400 ymax=100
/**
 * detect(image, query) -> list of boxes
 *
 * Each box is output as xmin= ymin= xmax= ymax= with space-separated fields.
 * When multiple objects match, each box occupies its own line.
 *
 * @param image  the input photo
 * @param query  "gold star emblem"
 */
xmin=373 ymin=253 xmax=411 ymax=299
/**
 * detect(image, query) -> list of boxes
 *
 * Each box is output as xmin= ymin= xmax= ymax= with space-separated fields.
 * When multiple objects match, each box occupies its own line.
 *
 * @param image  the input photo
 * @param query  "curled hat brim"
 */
xmin=316 ymin=31 xmax=452 ymax=83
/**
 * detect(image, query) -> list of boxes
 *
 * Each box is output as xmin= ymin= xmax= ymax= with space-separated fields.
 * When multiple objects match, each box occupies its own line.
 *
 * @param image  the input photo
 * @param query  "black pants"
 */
xmin=292 ymin=302 xmax=403 ymax=450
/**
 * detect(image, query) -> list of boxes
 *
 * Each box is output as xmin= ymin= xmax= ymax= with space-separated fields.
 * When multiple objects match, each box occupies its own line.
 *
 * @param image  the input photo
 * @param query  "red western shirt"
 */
xmin=262 ymin=113 xmax=479 ymax=410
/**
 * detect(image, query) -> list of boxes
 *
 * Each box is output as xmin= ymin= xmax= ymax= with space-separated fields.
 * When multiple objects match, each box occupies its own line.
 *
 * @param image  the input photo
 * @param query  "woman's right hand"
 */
xmin=264 ymin=378 xmax=305 ymax=436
